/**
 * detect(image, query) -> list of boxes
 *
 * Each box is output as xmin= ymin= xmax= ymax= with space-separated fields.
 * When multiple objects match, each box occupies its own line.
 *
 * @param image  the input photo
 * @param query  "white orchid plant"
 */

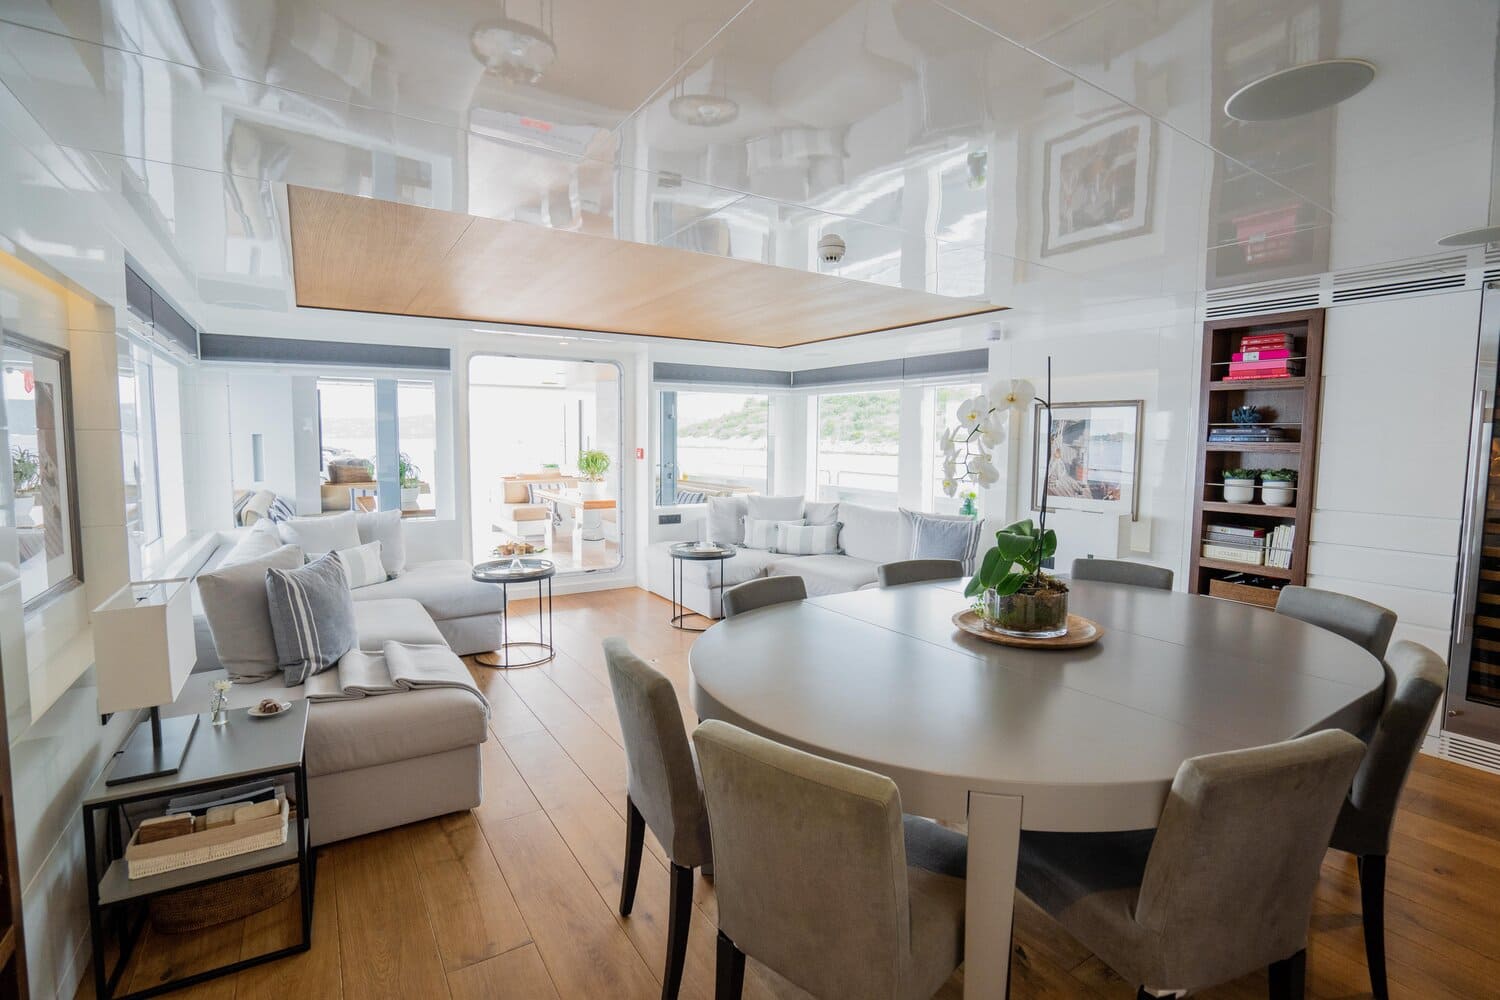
xmin=940 ymin=379 xmax=1035 ymax=497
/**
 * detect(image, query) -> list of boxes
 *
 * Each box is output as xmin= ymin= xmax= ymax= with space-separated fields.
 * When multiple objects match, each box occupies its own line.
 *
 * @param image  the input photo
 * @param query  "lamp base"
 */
xmin=106 ymin=711 xmax=199 ymax=786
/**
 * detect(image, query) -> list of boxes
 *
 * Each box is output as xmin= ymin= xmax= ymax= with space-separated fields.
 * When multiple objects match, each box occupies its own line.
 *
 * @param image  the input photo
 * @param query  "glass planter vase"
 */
xmin=982 ymin=586 xmax=1070 ymax=639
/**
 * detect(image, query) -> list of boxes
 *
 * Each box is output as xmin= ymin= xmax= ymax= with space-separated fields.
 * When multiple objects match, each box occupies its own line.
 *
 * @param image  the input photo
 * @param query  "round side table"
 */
xmin=669 ymin=542 xmax=736 ymax=632
xmin=472 ymin=557 xmax=556 ymax=668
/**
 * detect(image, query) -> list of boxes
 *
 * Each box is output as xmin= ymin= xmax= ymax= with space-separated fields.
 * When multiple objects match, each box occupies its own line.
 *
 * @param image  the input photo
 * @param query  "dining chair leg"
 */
xmin=1267 ymin=949 xmax=1307 ymax=1000
xmin=1358 ymin=854 xmax=1389 ymax=1000
xmin=716 ymin=930 xmax=746 ymax=1000
xmin=620 ymin=796 xmax=645 ymax=916
xmin=662 ymin=864 xmax=694 ymax=1000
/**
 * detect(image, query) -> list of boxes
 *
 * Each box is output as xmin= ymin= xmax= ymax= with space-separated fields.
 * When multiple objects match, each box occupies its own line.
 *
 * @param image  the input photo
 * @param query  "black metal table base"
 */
xmin=670 ymin=552 xmax=727 ymax=632
xmin=477 ymin=575 xmax=555 ymax=668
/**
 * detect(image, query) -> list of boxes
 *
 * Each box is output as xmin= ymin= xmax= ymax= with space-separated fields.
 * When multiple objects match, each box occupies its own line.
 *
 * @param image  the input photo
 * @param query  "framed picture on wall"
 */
xmin=1041 ymin=111 xmax=1155 ymax=256
xmin=1031 ymin=400 xmax=1144 ymax=521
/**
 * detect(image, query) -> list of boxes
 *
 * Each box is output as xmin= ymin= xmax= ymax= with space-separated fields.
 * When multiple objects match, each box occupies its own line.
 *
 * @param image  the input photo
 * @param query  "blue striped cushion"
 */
xmin=265 ymin=552 xmax=356 ymax=686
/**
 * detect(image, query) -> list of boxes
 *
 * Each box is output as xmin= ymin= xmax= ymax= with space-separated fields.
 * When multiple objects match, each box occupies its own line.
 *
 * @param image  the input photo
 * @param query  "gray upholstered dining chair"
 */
xmin=1275 ymin=585 xmax=1396 ymax=660
xmin=1015 ymin=729 xmax=1364 ymax=1000
xmin=1330 ymin=640 xmax=1448 ymax=1000
xmin=721 ymin=576 xmax=806 ymax=618
xmin=692 ymin=719 xmax=968 ymax=1000
xmin=1070 ymin=557 xmax=1174 ymax=591
xmin=878 ymin=559 xmax=964 ymax=588
xmin=602 ymin=638 xmax=711 ymax=1000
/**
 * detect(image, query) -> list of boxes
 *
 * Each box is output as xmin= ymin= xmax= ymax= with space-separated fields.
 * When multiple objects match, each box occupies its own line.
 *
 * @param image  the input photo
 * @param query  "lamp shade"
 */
xmin=93 ymin=579 xmax=195 ymax=714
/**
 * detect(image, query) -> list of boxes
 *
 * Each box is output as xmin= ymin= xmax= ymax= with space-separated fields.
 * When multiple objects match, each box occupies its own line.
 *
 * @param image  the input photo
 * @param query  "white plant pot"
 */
xmin=13 ymin=495 xmax=34 ymax=521
xmin=1261 ymin=482 xmax=1296 ymax=506
xmin=579 ymin=480 xmax=604 ymax=500
xmin=1222 ymin=479 xmax=1257 ymax=504
xmin=401 ymin=487 xmax=419 ymax=510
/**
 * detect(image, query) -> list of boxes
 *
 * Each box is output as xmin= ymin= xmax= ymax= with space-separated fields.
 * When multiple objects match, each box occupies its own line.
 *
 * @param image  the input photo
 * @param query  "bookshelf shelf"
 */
xmin=1190 ymin=308 xmax=1324 ymax=607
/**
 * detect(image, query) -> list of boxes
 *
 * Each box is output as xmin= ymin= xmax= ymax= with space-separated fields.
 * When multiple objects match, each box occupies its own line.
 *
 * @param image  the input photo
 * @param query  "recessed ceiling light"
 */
xmin=669 ymin=94 xmax=739 ymax=127
xmin=1437 ymin=226 xmax=1500 ymax=247
xmin=1224 ymin=59 xmax=1375 ymax=122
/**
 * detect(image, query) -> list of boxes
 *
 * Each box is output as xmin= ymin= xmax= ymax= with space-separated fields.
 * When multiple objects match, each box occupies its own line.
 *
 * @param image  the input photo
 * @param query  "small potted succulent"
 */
xmin=577 ymin=449 xmax=611 ymax=499
xmin=1222 ymin=468 xmax=1258 ymax=504
xmin=1230 ymin=405 xmax=1261 ymax=425
xmin=1260 ymin=468 xmax=1296 ymax=505
xmin=958 ymin=490 xmax=979 ymax=518
xmin=398 ymin=453 xmax=423 ymax=510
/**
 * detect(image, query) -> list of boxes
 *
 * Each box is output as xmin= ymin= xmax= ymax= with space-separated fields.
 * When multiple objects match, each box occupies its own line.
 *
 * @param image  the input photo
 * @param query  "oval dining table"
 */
xmin=689 ymin=577 xmax=1387 ymax=998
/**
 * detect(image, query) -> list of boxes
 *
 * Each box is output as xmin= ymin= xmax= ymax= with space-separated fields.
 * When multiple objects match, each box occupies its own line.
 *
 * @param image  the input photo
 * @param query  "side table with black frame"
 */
xmin=82 ymin=702 xmax=314 ymax=1000
xmin=472 ymin=557 xmax=556 ymax=668
xmin=669 ymin=542 xmax=737 ymax=632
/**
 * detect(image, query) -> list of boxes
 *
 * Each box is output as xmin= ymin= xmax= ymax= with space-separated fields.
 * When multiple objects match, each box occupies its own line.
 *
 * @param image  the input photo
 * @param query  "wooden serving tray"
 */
xmin=952 ymin=609 xmax=1103 ymax=649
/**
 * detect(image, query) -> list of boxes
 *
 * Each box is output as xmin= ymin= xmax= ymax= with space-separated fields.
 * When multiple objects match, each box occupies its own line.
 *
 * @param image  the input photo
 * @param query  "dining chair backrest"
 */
xmin=1134 ymin=729 xmax=1364 ymax=987
xmin=602 ymin=637 xmax=710 ymax=867
xmin=721 ymin=576 xmax=807 ymax=618
xmin=1069 ymin=557 xmax=1174 ymax=591
xmin=692 ymin=719 xmax=911 ymax=999
xmin=1335 ymin=640 xmax=1449 ymax=856
xmin=1275 ymin=586 xmax=1396 ymax=660
xmin=877 ymin=559 xmax=964 ymax=588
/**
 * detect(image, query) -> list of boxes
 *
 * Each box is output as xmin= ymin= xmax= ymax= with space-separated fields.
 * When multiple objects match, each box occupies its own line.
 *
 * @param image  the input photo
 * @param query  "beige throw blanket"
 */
xmin=305 ymin=641 xmax=490 ymax=719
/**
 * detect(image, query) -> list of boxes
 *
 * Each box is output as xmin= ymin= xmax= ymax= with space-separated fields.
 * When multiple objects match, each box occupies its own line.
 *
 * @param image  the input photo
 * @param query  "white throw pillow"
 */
xmin=220 ymin=518 xmax=284 ymax=568
xmin=239 ymin=489 xmax=276 ymax=526
xmin=775 ymin=522 xmax=840 ymax=555
xmin=746 ymin=494 xmax=805 ymax=522
xmin=745 ymin=517 xmax=804 ymax=550
xmin=278 ymin=511 xmax=361 ymax=558
xmin=706 ymin=495 xmax=749 ymax=546
xmin=336 ymin=541 xmax=388 ymax=589
xmin=837 ymin=503 xmax=909 ymax=564
xmin=355 ymin=509 xmax=406 ymax=576
xmin=804 ymin=500 xmax=839 ymax=526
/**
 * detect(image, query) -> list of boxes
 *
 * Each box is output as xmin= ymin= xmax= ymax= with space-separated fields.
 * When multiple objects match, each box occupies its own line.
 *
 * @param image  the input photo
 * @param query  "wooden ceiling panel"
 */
xmin=287 ymin=185 xmax=1006 ymax=348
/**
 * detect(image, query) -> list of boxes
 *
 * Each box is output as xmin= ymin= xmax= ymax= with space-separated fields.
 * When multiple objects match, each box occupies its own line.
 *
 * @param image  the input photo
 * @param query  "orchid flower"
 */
xmin=956 ymin=395 xmax=989 ymax=432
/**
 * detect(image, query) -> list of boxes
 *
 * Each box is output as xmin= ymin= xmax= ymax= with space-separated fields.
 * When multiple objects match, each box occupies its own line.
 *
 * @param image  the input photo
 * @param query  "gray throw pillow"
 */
xmin=355 ymin=509 xmax=406 ymax=576
xmin=265 ymin=552 xmax=358 ymax=686
xmin=901 ymin=508 xmax=985 ymax=573
xmin=197 ymin=544 xmax=305 ymax=681
xmin=706 ymin=495 xmax=748 ymax=546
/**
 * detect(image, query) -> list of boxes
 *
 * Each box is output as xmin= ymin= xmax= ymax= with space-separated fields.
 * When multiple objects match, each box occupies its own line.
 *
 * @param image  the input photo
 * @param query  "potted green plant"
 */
xmin=11 ymin=446 xmax=39 ymax=521
xmin=398 ymin=453 xmax=423 ymax=510
xmin=1222 ymin=467 xmax=1258 ymax=504
xmin=958 ymin=490 xmax=979 ymax=518
xmin=1260 ymin=468 xmax=1296 ymax=505
xmin=577 ymin=449 xmax=611 ymax=499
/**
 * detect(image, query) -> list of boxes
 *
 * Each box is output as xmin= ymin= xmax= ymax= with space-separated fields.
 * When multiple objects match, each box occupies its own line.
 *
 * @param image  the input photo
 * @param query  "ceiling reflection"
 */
xmin=0 ymin=0 xmax=1496 ymax=329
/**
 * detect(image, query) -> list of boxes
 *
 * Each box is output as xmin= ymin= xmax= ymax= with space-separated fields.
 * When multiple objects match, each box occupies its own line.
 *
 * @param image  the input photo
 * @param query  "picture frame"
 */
xmin=1031 ymin=400 xmax=1144 ymax=521
xmin=1041 ymin=111 xmax=1155 ymax=256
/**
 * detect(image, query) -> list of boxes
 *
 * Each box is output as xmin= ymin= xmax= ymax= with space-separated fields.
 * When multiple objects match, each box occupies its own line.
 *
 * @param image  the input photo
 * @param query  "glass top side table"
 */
xmin=669 ymin=542 xmax=737 ymax=632
xmin=473 ymin=557 xmax=556 ymax=668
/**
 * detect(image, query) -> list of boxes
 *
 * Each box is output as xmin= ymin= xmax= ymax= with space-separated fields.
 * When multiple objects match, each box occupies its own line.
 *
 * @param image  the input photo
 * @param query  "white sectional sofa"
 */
xmin=647 ymin=499 xmax=994 ymax=618
xmin=164 ymin=515 xmax=499 ymax=846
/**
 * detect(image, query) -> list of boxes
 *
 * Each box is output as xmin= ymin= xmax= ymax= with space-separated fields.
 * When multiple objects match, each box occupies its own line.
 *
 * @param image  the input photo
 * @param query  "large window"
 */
xmin=397 ymin=380 xmax=438 ymax=513
xmin=317 ymin=378 xmax=377 ymax=478
xmin=813 ymin=389 xmax=900 ymax=506
xmin=3 ymin=334 xmax=80 ymax=607
xmin=658 ymin=391 xmax=770 ymax=504
xmin=927 ymin=382 xmax=983 ymax=515
xmin=119 ymin=335 xmax=190 ymax=572
xmin=317 ymin=376 xmax=440 ymax=514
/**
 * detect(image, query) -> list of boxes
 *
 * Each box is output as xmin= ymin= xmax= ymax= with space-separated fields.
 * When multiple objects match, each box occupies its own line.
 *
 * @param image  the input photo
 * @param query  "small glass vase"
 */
xmin=981 ymin=586 xmax=1070 ymax=639
xmin=209 ymin=691 xmax=229 ymax=727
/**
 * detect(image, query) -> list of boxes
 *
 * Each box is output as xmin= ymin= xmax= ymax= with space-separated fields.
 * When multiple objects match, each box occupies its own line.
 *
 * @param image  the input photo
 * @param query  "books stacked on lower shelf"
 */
xmin=1264 ymin=523 xmax=1295 ymax=570
xmin=1208 ymin=424 xmax=1289 ymax=443
xmin=1225 ymin=332 xmax=1304 ymax=381
xmin=1202 ymin=524 xmax=1265 ymax=566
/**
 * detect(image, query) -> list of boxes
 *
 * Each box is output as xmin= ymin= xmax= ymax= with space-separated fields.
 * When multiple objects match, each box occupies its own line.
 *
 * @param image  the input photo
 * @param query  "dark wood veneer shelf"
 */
xmin=1204 ymin=442 xmax=1302 ymax=453
xmin=1201 ymin=501 xmax=1299 ymax=517
xmin=1209 ymin=377 xmax=1307 ymax=391
xmin=1198 ymin=558 xmax=1294 ymax=581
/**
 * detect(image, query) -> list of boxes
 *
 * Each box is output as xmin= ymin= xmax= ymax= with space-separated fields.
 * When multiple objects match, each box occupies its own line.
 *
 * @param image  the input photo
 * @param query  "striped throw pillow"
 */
xmin=336 ymin=541 xmax=387 ymax=588
xmin=265 ymin=552 xmax=357 ymax=686
xmin=775 ymin=522 xmax=841 ymax=555
xmin=744 ymin=517 xmax=804 ymax=550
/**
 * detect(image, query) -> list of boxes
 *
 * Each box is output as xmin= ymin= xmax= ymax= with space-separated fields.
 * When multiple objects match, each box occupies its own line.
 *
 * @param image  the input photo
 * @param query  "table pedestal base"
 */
xmin=964 ymin=790 xmax=1023 ymax=999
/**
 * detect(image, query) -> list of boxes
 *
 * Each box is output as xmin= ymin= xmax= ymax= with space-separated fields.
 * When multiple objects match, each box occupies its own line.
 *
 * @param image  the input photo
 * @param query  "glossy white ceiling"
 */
xmin=0 ymin=0 xmax=1496 ymax=345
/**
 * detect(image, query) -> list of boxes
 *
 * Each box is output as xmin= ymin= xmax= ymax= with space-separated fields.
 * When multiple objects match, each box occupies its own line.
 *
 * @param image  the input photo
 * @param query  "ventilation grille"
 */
xmin=1205 ymin=292 xmax=1321 ymax=319
xmin=1331 ymin=255 xmax=1468 ymax=287
xmin=1483 ymin=247 xmax=1500 ymax=284
xmin=1332 ymin=272 xmax=1467 ymax=303
xmin=1440 ymin=732 xmax=1500 ymax=775
xmin=1203 ymin=251 xmax=1482 ymax=319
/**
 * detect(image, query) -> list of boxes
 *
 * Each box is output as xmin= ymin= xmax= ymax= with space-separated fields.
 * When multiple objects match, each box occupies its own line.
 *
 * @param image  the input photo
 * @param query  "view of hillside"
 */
xmin=680 ymin=397 xmax=769 ymax=439
xmin=679 ymin=392 xmax=904 ymax=449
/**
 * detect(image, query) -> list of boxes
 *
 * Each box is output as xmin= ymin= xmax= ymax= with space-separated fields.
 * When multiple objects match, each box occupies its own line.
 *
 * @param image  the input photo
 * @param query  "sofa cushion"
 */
xmin=707 ymin=495 xmax=748 ymax=546
xmin=667 ymin=544 xmax=780 ymax=590
xmin=805 ymin=500 xmax=839 ymax=526
xmin=837 ymin=503 xmax=909 ymax=564
xmin=266 ymin=553 xmax=357 ymax=686
xmin=355 ymin=509 xmax=406 ymax=576
xmin=746 ymin=494 xmax=805 ymax=521
xmin=745 ymin=517 xmax=802 ymax=550
xmin=767 ymin=554 xmax=880 ymax=596
xmin=219 ymin=519 xmax=283 ymax=568
xmin=350 ymin=560 xmax=505 ymax=621
xmin=197 ymin=544 xmax=306 ymax=682
xmin=306 ymin=685 xmax=488 ymax=777
xmin=902 ymin=508 xmax=985 ymax=572
xmin=775 ymin=522 xmax=840 ymax=556
xmin=280 ymin=511 xmax=360 ymax=558
xmin=354 ymin=599 xmax=446 ymax=648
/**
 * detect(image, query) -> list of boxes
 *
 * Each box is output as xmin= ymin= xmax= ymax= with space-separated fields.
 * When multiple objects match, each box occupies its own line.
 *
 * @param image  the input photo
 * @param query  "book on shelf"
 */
xmin=1206 ymin=524 xmax=1265 ymax=538
xmin=1228 ymin=360 xmax=1303 ymax=375
xmin=1203 ymin=541 xmax=1265 ymax=565
xmin=1264 ymin=523 xmax=1296 ymax=569
xmin=1231 ymin=348 xmax=1292 ymax=361
xmin=1208 ymin=428 xmax=1288 ymax=442
xmin=1223 ymin=371 xmax=1303 ymax=382
xmin=1239 ymin=332 xmax=1294 ymax=349
xmin=1202 ymin=535 xmax=1264 ymax=550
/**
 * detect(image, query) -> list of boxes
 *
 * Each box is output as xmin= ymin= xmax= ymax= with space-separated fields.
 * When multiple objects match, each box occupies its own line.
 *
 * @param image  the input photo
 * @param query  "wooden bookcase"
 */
xmin=1189 ymin=308 xmax=1325 ymax=606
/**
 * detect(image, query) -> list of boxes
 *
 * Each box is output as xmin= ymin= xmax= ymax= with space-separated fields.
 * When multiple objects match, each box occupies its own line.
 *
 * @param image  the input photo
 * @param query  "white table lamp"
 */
xmin=93 ymin=579 xmax=199 ymax=785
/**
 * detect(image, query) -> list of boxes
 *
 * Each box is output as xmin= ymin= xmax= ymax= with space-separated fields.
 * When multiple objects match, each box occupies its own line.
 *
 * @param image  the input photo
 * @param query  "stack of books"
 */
xmin=1264 ymin=523 xmax=1295 ymax=569
xmin=1224 ymin=331 xmax=1303 ymax=381
xmin=1201 ymin=524 xmax=1266 ymax=566
xmin=1208 ymin=424 xmax=1288 ymax=443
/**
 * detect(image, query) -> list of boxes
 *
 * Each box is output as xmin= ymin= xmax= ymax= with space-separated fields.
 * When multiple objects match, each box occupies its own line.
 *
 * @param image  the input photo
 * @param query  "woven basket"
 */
xmin=327 ymin=458 xmax=374 ymax=484
xmin=148 ymin=862 xmax=298 ymax=933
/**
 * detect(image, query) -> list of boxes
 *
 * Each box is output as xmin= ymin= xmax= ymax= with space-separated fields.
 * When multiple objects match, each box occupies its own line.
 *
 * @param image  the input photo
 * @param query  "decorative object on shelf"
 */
xmin=952 ymin=608 xmax=1102 ymax=649
xmin=209 ymin=679 xmax=233 ymax=727
xmin=1221 ymin=468 xmax=1258 ymax=504
xmin=1260 ymin=468 xmax=1297 ymax=505
xmin=1031 ymin=399 xmax=1144 ymax=520
xmin=398 ymin=452 xmax=422 ymax=510
xmin=958 ymin=491 xmax=978 ymax=518
xmin=577 ymin=448 xmax=611 ymax=499
xmin=93 ymin=579 xmax=199 ymax=785
xmin=1230 ymin=405 xmax=1262 ymax=424
xmin=1041 ymin=111 xmax=1155 ymax=256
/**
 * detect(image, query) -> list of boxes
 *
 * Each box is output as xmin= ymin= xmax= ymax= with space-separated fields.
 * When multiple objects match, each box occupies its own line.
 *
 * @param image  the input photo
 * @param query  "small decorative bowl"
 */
xmin=1230 ymin=405 xmax=1261 ymax=425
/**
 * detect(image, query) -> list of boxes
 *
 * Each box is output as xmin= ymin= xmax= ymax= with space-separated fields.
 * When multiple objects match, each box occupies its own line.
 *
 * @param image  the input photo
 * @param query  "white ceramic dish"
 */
xmin=248 ymin=701 xmax=292 ymax=719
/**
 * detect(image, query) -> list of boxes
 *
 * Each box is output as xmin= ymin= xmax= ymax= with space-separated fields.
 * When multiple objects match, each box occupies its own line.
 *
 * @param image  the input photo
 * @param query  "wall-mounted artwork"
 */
xmin=1041 ymin=112 xmax=1155 ymax=256
xmin=1032 ymin=400 xmax=1144 ymax=520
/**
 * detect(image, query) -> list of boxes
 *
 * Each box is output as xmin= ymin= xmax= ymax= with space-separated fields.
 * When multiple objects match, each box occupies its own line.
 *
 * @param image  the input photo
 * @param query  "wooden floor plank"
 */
xmin=329 ymin=830 xmax=450 ymax=999
xmin=446 ymin=943 xmax=560 ymax=1000
xmin=233 ymin=854 xmax=342 ymax=1000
